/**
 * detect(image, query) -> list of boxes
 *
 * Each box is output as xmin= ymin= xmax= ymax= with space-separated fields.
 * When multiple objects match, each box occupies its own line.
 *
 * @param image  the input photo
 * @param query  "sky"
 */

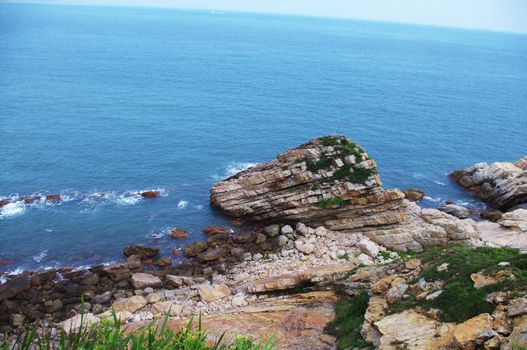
xmin=4 ymin=0 xmax=527 ymax=33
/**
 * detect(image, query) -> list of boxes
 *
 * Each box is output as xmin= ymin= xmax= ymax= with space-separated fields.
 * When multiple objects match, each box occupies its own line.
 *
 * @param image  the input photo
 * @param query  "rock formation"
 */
xmin=450 ymin=156 xmax=527 ymax=211
xmin=211 ymin=135 xmax=406 ymax=231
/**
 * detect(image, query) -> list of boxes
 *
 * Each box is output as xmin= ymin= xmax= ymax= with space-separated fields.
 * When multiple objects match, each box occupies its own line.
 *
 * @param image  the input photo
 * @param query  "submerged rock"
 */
xmin=450 ymin=157 xmax=527 ymax=211
xmin=123 ymin=245 xmax=159 ymax=259
xmin=210 ymin=135 xmax=405 ymax=231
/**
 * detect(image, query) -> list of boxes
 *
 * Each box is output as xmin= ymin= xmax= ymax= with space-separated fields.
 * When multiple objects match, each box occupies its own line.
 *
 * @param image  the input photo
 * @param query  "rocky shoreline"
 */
xmin=1 ymin=136 xmax=526 ymax=349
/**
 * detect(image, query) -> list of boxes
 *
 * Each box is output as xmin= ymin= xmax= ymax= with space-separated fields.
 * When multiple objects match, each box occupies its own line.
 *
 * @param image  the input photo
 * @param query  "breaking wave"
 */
xmin=212 ymin=162 xmax=258 ymax=181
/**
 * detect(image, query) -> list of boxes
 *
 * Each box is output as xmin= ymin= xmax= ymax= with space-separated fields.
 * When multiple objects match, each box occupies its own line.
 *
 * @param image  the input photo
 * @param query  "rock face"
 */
xmin=450 ymin=157 xmax=527 ymax=211
xmin=210 ymin=136 xmax=405 ymax=231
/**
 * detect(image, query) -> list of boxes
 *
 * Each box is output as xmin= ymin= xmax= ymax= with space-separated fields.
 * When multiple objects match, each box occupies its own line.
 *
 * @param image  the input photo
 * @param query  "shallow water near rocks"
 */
xmin=1 ymin=3 xmax=526 ymax=273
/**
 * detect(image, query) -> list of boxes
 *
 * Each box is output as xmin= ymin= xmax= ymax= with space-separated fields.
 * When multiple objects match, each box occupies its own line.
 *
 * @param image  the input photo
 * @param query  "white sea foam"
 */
xmin=213 ymin=162 xmax=258 ymax=181
xmin=194 ymin=205 xmax=203 ymax=210
xmin=0 ymin=268 xmax=25 ymax=284
xmin=423 ymin=195 xmax=442 ymax=203
xmin=45 ymin=229 xmax=53 ymax=232
xmin=226 ymin=162 xmax=257 ymax=176
xmin=32 ymin=250 xmax=48 ymax=263
xmin=0 ymin=201 xmax=26 ymax=219
xmin=434 ymin=180 xmax=446 ymax=186
xmin=177 ymin=200 xmax=188 ymax=209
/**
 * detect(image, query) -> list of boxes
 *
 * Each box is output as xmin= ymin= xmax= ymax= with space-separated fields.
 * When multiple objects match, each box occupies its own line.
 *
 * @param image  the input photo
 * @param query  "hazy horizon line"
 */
xmin=2 ymin=0 xmax=527 ymax=35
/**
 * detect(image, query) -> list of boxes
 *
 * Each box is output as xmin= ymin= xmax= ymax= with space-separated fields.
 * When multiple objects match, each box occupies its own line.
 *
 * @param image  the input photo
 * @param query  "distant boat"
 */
xmin=210 ymin=10 xmax=225 ymax=15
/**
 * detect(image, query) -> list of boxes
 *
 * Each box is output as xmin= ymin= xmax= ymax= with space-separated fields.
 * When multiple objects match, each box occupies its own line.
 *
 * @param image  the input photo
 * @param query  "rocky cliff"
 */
xmin=450 ymin=156 xmax=527 ymax=211
xmin=210 ymin=135 xmax=406 ymax=231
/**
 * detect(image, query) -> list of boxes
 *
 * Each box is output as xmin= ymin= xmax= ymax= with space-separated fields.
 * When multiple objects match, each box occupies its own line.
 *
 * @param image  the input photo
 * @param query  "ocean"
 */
xmin=1 ymin=3 xmax=526 ymax=274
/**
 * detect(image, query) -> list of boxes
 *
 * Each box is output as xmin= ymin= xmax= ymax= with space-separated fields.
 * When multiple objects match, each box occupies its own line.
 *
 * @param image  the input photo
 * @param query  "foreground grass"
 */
xmin=391 ymin=245 xmax=527 ymax=322
xmin=0 ymin=312 xmax=276 ymax=350
xmin=324 ymin=290 xmax=372 ymax=350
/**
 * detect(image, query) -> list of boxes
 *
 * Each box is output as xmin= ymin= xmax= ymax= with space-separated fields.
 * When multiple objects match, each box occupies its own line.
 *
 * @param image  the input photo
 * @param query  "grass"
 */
xmin=317 ymin=197 xmax=348 ymax=209
xmin=390 ymin=245 xmax=527 ymax=323
xmin=324 ymin=290 xmax=372 ymax=350
xmin=306 ymin=156 xmax=332 ymax=173
xmin=307 ymin=136 xmax=378 ymax=185
xmin=0 ymin=311 xmax=276 ymax=350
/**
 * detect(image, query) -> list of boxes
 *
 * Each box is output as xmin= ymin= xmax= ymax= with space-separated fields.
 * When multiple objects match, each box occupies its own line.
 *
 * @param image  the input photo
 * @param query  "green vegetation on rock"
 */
xmin=390 ymin=245 xmax=527 ymax=323
xmin=309 ymin=136 xmax=377 ymax=185
xmin=317 ymin=197 xmax=349 ymax=209
xmin=0 ymin=313 xmax=276 ymax=350
xmin=324 ymin=290 xmax=372 ymax=350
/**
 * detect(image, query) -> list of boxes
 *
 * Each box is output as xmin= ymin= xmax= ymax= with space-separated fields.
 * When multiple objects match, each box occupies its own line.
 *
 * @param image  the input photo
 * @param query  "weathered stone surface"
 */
xmin=210 ymin=136 xmax=405 ymax=230
xmin=60 ymin=313 xmax=99 ymax=333
xmin=168 ymin=228 xmax=188 ymax=239
xmin=131 ymin=273 xmax=162 ymax=289
xmin=203 ymin=226 xmax=233 ymax=236
xmin=358 ymin=238 xmax=380 ymax=258
xmin=240 ymin=264 xmax=353 ymax=293
xmin=453 ymin=313 xmax=497 ymax=349
xmin=439 ymin=204 xmax=470 ymax=219
xmin=366 ymin=201 xmax=481 ymax=252
xmin=374 ymin=310 xmax=456 ymax=349
xmin=500 ymin=209 xmax=527 ymax=232
xmin=198 ymin=283 xmax=230 ymax=302
xmin=402 ymin=189 xmax=425 ymax=202
xmin=123 ymin=245 xmax=159 ymax=259
xmin=106 ymin=296 xmax=147 ymax=314
xmin=0 ymin=274 xmax=31 ymax=301
xmin=152 ymin=301 xmax=182 ymax=316
xmin=127 ymin=291 xmax=337 ymax=350
xmin=184 ymin=241 xmax=208 ymax=257
xmin=197 ymin=247 xmax=227 ymax=262
xmin=508 ymin=298 xmax=527 ymax=317
xmin=480 ymin=210 xmax=502 ymax=222
xmin=450 ymin=157 xmax=527 ymax=211
xmin=166 ymin=275 xmax=194 ymax=288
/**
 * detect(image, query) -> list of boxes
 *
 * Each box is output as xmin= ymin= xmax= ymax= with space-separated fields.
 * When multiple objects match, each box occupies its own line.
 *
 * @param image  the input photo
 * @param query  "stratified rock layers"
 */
xmin=211 ymin=136 xmax=405 ymax=231
xmin=450 ymin=156 xmax=527 ymax=211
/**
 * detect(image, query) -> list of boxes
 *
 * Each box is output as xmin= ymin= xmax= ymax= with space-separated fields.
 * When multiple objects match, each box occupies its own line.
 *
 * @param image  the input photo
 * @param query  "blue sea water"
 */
xmin=1 ymin=3 xmax=526 ymax=274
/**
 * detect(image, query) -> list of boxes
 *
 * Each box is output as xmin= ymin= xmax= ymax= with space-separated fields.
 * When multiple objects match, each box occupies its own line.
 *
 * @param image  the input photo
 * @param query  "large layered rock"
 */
xmin=211 ymin=136 xmax=405 ymax=231
xmin=450 ymin=157 xmax=527 ymax=211
xmin=362 ymin=201 xmax=481 ymax=252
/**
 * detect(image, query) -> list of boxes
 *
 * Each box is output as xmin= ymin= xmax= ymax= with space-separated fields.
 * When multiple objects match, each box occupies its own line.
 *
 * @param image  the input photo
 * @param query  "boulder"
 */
xmin=263 ymin=224 xmax=280 ymax=237
xmin=169 ymin=229 xmax=188 ymax=239
xmin=0 ymin=274 xmax=31 ymax=301
xmin=374 ymin=310 xmax=455 ymax=349
xmin=60 ymin=313 xmax=99 ymax=333
xmin=45 ymin=195 xmax=61 ymax=201
xmin=508 ymin=298 xmax=527 ymax=317
xmin=197 ymin=247 xmax=227 ymax=262
xmin=198 ymin=284 xmax=230 ymax=302
xmin=184 ymin=241 xmax=208 ymax=257
xmin=240 ymin=264 xmax=352 ymax=293
xmin=499 ymin=209 xmax=527 ymax=232
xmin=439 ymin=204 xmax=470 ymax=219
xmin=131 ymin=273 xmax=162 ymax=289
xmin=453 ymin=313 xmax=497 ymax=349
xmin=166 ymin=275 xmax=194 ymax=287
xmin=210 ymin=136 xmax=406 ymax=231
xmin=357 ymin=238 xmax=380 ymax=258
xmin=152 ymin=301 xmax=182 ymax=316
xmin=141 ymin=191 xmax=160 ymax=198
xmin=203 ymin=226 xmax=233 ymax=236
xmin=123 ymin=245 xmax=159 ymax=259
xmin=450 ymin=157 xmax=527 ymax=211
xmin=480 ymin=210 xmax=502 ymax=222
xmin=106 ymin=296 xmax=147 ymax=314
xmin=402 ymin=189 xmax=425 ymax=202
